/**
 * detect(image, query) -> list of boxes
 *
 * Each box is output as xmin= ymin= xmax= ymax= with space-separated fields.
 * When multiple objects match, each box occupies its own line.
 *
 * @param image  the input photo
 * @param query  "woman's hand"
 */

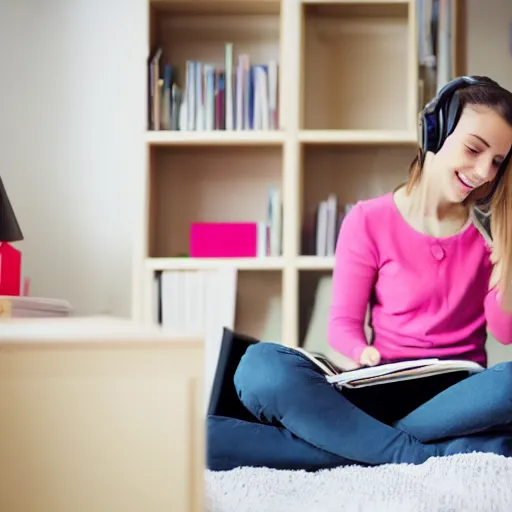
xmin=359 ymin=346 xmax=381 ymax=367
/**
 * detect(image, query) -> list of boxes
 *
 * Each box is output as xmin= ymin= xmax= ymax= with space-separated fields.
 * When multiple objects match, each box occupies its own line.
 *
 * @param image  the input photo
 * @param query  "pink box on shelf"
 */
xmin=190 ymin=222 xmax=258 ymax=258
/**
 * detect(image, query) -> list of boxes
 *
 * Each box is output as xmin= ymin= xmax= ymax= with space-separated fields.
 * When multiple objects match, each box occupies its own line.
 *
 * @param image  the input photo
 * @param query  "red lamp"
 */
xmin=0 ymin=177 xmax=23 ymax=296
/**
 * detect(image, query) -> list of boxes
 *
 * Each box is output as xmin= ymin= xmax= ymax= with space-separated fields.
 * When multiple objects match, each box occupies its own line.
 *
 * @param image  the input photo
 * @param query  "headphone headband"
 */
xmin=420 ymin=76 xmax=499 ymax=154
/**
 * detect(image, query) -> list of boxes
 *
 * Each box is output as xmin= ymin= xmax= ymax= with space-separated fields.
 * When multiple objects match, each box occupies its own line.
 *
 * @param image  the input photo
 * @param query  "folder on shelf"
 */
xmin=190 ymin=222 xmax=261 ymax=258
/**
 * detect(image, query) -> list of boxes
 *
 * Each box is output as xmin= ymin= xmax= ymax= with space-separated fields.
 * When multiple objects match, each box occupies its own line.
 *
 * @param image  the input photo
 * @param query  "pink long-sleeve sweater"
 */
xmin=328 ymin=192 xmax=512 ymax=368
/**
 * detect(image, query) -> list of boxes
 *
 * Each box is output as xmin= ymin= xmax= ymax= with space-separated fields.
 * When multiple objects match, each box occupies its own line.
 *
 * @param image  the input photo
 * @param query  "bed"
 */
xmin=205 ymin=452 xmax=512 ymax=512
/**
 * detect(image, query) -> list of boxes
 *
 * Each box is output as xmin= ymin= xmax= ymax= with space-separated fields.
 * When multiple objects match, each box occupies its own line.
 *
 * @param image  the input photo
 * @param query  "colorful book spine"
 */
xmin=147 ymin=43 xmax=279 ymax=131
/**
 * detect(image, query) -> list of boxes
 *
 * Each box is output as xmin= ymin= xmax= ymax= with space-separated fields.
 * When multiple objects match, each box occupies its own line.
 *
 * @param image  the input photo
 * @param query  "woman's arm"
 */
xmin=484 ymin=285 xmax=512 ymax=345
xmin=327 ymin=203 xmax=379 ymax=363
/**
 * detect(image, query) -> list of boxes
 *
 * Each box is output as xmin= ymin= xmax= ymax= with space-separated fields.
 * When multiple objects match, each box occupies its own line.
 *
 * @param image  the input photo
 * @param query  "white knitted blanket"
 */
xmin=205 ymin=453 xmax=512 ymax=512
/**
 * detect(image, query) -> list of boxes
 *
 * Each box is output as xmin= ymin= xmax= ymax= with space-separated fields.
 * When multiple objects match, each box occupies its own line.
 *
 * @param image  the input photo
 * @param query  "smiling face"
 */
xmin=432 ymin=105 xmax=512 ymax=204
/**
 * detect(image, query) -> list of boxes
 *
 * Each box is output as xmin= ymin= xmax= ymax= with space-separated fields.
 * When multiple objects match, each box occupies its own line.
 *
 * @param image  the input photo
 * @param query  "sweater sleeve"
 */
xmin=484 ymin=285 xmax=512 ymax=345
xmin=327 ymin=203 xmax=379 ymax=363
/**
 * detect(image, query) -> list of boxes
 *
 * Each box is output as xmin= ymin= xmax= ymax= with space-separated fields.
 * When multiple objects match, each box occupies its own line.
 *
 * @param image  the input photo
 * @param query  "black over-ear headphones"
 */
xmin=419 ymin=75 xmax=511 ymax=206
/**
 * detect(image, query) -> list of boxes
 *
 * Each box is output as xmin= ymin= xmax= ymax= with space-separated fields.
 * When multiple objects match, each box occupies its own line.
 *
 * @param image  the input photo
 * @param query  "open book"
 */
xmin=295 ymin=348 xmax=484 ymax=389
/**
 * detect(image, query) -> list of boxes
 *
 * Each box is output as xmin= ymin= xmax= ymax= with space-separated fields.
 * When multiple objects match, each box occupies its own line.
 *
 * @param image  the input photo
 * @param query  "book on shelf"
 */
xmin=189 ymin=186 xmax=282 ymax=258
xmin=295 ymin=348 xmax=484 ymax=389
xmin=155 ymin=267 xmax=237 ymax=334
xmin=148 ymin=42 xmax=279 ymax=132
xmin=302 ymin=194 xmax=354 ymax=257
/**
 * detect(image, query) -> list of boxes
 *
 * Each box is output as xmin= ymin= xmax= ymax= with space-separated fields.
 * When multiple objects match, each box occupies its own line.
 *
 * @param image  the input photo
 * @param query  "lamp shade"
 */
xmin=0 ymin=176 xmax=23 ymax=242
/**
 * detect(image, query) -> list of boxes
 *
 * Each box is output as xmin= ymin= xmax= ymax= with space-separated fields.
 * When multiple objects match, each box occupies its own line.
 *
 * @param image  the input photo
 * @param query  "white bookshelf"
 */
xmin=133 ymin=0 xmax=463 ymax=348
xmin=146 ymin=257 xmax=285 ymax=271
xmin=146 ymin=130 xmax=285 ymax=145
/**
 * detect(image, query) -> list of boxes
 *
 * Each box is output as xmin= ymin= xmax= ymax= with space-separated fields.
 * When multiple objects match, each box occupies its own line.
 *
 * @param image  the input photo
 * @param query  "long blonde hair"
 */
xmin=488 ymin=162 xmax=512 ymax=311
xmin=406 ymin=82 xmax=512 ymax=311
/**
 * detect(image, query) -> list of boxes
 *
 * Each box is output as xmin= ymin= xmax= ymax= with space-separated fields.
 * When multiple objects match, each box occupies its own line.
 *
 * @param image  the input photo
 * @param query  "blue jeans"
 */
xmin=208 ymin=342 xmax=512 ymax=471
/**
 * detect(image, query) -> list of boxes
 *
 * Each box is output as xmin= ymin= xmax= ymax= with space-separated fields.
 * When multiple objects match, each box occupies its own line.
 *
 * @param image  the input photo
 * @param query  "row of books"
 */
xmin=189 ymin=187 xmax=282 ymax=258
xmin=302 ymin=195 xmax=355 ymax=257
xmin=148 ymin=43 xmax=279 ymax=132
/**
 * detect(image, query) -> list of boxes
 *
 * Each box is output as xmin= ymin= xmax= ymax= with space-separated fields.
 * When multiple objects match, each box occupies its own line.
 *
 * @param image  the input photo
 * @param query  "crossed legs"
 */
xmin=209 ymin=342 xmax=512 ymax=471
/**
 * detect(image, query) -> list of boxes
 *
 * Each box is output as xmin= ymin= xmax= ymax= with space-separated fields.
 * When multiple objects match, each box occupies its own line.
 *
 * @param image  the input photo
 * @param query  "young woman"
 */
xmin=207 ymin=76 xmax=512 ymax=472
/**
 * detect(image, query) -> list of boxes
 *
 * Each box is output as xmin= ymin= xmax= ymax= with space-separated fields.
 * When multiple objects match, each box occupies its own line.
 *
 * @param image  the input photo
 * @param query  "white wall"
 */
xmin=464 ymin=0 xmax=512 ymax=365
xmin=0 ymin=0 xmax=147 ymax=316
xmin=465 ymin=0 xmax=512 ymax=89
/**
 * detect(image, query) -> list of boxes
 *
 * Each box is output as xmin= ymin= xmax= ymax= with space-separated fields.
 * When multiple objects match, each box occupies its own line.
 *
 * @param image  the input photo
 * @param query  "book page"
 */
xmin=331 ymin=359 xmax=484 ymax=388
xmin=326 ymin=358 xmax=440 ymax=385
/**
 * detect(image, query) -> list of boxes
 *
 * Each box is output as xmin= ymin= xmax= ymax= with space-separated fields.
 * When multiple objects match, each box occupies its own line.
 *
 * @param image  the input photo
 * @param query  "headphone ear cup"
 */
xmin=445 ymin=94 xmax=462 ymax=140
xmin=420 ymin=76 xmax=475 ymax=154
xmin=422 ymin=110 xmax=439 ymax=153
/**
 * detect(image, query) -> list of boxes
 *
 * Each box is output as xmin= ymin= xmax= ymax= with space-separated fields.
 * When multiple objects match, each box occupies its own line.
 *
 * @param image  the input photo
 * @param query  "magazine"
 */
xmin=294 ymin=348 xmax=485 ymax=389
